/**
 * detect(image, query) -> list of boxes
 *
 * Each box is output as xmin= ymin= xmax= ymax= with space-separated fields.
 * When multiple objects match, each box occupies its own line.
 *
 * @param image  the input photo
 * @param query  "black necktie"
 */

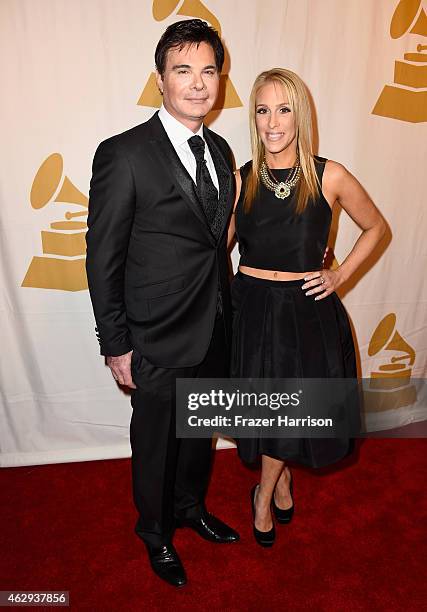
xmin=188 ymin=135 xmax=223 ymax=315
xmin=188 ymin=135 xmax=218 ymax=230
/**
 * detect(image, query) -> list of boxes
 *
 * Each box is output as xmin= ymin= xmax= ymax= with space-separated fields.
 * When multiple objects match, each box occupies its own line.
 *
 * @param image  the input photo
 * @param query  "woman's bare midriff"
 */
xmin=239 ymin=265 xmax=318 ymax=281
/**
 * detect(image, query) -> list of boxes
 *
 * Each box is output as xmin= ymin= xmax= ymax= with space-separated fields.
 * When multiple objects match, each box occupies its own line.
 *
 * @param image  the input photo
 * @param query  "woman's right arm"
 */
xmin=227 ymin=169 xmax=242 ymax=250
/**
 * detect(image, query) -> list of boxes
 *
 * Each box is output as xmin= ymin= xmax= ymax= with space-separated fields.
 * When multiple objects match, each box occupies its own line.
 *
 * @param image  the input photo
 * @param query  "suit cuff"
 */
xmin=99 ymin=338 xmax=133 ymax=357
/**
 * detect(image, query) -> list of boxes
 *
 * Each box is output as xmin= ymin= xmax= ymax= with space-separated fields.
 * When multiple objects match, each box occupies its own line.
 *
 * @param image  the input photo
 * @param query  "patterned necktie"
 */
xmin=188 ymin=135 xmax=218 ymax=230
xmin=188 ymin=135 xmax=223 ymax=314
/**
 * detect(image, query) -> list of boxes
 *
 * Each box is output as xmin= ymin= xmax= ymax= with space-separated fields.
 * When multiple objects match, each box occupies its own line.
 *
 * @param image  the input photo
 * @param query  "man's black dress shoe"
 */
xmin=272 ymin=473 xmax=294 ymax=524
xmin=145 ymin=543 xmax=187 ymax=587
xmin=251 ymin=484 xmax=275 ymax=547
xmin=176 ymin=511 xmax=240 ymax=543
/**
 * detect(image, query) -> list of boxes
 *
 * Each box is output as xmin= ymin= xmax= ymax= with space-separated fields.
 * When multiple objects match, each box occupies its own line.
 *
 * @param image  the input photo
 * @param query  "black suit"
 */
xmin=86 ymin=112 xmax=233 ymax=365
xmin=86 ymin=112 xmax=235 ymax=546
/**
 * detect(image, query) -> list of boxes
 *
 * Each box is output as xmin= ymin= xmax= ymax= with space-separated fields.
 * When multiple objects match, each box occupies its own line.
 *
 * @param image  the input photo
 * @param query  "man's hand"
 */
xmin=106 ymin=351 xmax=137 ymax=389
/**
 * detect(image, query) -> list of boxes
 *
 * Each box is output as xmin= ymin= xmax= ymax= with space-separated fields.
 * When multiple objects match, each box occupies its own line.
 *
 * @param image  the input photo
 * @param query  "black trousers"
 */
xmin=130 ymin=314 xmax=228 ymax=547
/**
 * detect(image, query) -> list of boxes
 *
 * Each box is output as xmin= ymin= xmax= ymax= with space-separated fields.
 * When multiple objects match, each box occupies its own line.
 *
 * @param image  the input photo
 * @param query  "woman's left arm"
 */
xmin=303 ymin=160 xmax=387 ymax=300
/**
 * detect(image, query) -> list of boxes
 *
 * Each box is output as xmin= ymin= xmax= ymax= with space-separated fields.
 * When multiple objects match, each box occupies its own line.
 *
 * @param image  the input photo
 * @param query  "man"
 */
xmin=86 ymin=19 xmax=238 ymax=587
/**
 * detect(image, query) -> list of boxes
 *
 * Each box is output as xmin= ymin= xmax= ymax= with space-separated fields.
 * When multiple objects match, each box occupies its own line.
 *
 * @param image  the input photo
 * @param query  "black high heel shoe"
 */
xmin=251 ymin=484 xmax=275 ymax=547
xmin=272 ymin=473 xmax=294 ymax=524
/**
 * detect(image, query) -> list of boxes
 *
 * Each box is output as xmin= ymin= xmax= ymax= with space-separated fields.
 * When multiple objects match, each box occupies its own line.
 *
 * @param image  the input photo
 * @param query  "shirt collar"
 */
xmin=158 ymin=104 xmax=204 ymax=147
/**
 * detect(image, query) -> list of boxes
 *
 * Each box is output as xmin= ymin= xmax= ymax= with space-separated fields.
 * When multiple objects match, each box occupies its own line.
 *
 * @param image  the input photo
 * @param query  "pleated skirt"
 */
xmin=231 ymin=271 xmax=358 ymax=468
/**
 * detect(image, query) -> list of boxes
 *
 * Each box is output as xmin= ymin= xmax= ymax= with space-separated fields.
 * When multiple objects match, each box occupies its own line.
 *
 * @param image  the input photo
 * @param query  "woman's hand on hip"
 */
xmin=301 ymin=269 xmax=343 ymax=301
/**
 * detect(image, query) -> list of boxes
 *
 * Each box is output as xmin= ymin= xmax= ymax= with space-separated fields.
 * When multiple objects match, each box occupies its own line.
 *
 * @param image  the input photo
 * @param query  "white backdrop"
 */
xmin=1 ymin=0 xmax=426 ymax=466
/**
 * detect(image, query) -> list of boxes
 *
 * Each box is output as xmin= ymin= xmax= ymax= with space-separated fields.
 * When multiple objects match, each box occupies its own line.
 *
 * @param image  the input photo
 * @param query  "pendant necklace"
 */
xmin=259 ymin=154 xmax=301 ymax=199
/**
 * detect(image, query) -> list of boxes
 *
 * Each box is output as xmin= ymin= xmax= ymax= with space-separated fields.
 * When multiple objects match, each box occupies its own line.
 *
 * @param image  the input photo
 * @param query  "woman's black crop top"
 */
xmin=235 ymin=157 xmax=332 ymax=272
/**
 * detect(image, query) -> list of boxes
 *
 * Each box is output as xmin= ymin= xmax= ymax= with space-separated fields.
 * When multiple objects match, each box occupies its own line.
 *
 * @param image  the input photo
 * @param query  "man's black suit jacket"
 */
xmin=86 ymin=112 xmax=235 ymax=368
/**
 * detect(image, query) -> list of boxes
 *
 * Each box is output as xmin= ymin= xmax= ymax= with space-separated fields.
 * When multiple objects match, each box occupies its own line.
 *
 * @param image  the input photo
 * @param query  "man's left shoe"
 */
xmin=176 ymin=511 xmax=240 ymax=543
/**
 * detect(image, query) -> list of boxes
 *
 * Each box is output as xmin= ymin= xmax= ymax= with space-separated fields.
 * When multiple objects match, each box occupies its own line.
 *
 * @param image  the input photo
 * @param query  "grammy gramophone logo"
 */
xmin=372 ymin=0 xmax=427 ymax=123
xmin=138 ymin=0 xmax=242 ymax=109
xmin=21 ymin=153 xmax=89 ymax=292
xmin=364 ymin=313 xmax=417 ymax=412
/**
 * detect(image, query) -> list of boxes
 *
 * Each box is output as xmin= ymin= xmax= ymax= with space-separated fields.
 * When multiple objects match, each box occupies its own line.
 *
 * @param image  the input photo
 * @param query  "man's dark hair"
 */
xmin=155 ymin=19 xmax=224 ymax=76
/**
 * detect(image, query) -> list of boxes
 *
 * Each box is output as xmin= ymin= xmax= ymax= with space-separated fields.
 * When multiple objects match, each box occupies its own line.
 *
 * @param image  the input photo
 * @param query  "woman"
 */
xmin=227 ymin=68 xmax=386 ymax=547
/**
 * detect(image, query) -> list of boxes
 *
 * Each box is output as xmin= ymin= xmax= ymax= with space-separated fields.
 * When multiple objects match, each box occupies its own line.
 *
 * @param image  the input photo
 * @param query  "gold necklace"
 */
xmin=259 ymin=155 xmax=301 ymax=199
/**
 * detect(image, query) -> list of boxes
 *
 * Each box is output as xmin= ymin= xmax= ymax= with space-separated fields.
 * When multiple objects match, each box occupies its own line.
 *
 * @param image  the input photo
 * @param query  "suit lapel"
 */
xmin=147 ymin=113 xmax=215 ymax=244
xmin=204 ymin=127 xmax=233 ymax=242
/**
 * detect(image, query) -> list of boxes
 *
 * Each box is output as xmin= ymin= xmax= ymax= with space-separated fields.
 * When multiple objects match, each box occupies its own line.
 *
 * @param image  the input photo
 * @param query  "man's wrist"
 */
xmin=107 ymin=350 xmax=133 ymax=360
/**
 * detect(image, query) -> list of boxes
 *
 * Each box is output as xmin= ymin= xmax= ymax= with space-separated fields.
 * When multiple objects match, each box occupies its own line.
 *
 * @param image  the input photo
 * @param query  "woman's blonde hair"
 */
xmin=243 ymin=68 xmax=320 ymax=214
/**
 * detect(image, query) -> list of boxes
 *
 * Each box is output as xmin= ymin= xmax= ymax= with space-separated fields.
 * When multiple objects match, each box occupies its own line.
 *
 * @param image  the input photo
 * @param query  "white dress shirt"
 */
xmin=158 ymin=104 xmax=219 ymax=192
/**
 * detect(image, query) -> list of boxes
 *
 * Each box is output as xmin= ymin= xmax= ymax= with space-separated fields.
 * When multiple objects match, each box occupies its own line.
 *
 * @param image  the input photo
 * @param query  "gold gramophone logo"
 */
xmin=21 ymin=153 xmax=89 ymax=292
xmin=372 ymin=0 xmax=427 ymax=122
xmin=138 ymin=0 xmax=242 ymax=109
xmin=364 ymin=313 xmax=417 ymax=412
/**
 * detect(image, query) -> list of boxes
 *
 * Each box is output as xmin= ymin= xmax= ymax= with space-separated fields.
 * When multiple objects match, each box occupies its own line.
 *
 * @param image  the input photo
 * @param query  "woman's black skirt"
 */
xmin=231 ymin=271 xmax=359 ymax=468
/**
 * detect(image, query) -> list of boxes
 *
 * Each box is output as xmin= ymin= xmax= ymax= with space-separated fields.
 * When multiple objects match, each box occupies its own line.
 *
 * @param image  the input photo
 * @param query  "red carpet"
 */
xmin=1 ymin=440 xmax=426 ymax=611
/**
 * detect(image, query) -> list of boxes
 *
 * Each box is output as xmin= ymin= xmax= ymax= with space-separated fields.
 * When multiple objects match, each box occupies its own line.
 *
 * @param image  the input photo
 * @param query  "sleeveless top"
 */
xmin=235 ymin=156 xmax=332 ymax=272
